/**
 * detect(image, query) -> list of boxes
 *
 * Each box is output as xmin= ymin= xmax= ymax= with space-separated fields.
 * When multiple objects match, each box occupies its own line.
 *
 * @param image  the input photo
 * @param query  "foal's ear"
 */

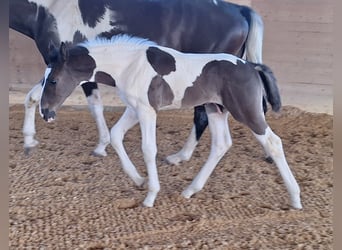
xmin=59 ymin=42 xmax=68 ymax=61
xmin=48 ymin=42 xmax=59 ymax=62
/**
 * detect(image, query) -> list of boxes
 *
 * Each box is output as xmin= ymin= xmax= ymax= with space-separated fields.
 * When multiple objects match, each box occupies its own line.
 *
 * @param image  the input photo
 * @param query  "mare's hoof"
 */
xmin=24 ymin=143 xmax=39 ymax=156
xmin=24 ymin=147 xmax=34 ymax=156
xmin=265 ymin=156 xmax=274 ymax=164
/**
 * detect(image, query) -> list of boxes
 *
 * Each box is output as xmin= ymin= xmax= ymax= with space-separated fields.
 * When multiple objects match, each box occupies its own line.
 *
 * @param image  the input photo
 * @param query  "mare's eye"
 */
xmin=50 ymin=80 xmax=57 ymax=85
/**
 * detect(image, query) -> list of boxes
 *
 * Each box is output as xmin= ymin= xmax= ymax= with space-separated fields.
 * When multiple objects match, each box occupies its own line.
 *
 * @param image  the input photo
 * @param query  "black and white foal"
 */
xmin=40 ymin=36 xmax=302 ymax=209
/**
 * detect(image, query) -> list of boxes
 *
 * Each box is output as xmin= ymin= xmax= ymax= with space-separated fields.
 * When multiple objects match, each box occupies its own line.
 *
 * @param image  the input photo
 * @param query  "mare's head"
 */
xmin=40 ymin=42 xmax=96 ymax=122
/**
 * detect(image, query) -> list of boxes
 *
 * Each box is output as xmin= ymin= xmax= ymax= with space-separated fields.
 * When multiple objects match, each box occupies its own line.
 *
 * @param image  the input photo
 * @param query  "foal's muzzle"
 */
xmin=41 ymin=108 xmax=56 ymax=122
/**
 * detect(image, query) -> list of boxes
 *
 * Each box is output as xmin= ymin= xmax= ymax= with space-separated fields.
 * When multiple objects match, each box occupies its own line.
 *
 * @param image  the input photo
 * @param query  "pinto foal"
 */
xmin=40 ymin=36 xmax=302 ymax=209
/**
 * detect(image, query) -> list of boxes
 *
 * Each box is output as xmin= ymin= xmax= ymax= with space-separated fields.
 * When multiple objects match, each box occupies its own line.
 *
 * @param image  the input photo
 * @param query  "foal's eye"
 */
xmin=50 ymin=80 xmax=57 ymax=85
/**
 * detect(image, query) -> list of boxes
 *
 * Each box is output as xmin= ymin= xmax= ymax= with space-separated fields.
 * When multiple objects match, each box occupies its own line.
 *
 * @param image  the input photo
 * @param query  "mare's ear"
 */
xmin=59 ymin=42 xmax=68 ymax=61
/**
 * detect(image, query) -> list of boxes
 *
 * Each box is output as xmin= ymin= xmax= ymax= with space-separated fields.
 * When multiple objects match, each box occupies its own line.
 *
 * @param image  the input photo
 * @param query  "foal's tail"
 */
xmin=254 ymin=63 xmax=282 ymax=112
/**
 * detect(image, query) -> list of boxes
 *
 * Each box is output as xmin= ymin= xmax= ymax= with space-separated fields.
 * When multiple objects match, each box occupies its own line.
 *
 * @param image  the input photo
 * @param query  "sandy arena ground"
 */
xmin=9 ymin=100 xmax=333 ymax=249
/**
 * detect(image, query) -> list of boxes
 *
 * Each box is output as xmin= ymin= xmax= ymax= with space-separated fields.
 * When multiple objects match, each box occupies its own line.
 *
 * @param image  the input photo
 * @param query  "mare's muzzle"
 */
xmin=41 ymin=108 xmax=56 ymax=122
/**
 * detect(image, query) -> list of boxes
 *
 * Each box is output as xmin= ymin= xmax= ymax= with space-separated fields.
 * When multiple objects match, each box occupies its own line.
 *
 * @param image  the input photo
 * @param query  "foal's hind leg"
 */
xmin=253 ymin=127 xmax=302 ymax=209
xmin=82 ymin=83 xmax=110 ymax=157
xmin=166 ymin=106 xmax=206 ymax=165
xmin=23 ymin=82 xmax=42 ymax=154
xmin=182 ymin=105 xmax=232 ymax=198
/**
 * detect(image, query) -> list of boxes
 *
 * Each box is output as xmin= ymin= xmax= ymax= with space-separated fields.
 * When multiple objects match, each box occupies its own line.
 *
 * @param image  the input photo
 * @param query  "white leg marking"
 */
xmin=86 ymin=89 xmax=110 ymax=156
xmin=182 ymin=111 xmax=231 ymax=198
xmin=166 ymin=125 xmax=198 ymax=165
xmin=23 ymin=83 xmax=43 ymax=150
xmin=110 ymin=107 xmax=145 ymax=187
xmin=253 ymin=127 xmax=302 ymax=209
xmin=137 ymin=106 xmax=160 ymax=207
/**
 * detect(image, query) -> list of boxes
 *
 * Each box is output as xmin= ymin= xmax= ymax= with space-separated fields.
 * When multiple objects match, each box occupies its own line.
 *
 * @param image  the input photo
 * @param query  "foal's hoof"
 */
xmin=265 ymin=156 xmax=274 ymax=164
xmin=165 ymin=154 xmax=182 ymax=166
xmin=136 ymin=178 xmax=147 ymax=190
xmin=91 ymin=150 xmax=107 ymax=157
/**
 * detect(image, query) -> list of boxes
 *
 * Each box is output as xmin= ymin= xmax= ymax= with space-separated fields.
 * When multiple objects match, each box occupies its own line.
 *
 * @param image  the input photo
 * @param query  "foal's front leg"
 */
xmin=82 ymin=82 xmax=110 ymax=157
xmin=110 ymin=107 xmax=145 ymax=187
xmin=137 ymin=106 xmax=160 ymax=207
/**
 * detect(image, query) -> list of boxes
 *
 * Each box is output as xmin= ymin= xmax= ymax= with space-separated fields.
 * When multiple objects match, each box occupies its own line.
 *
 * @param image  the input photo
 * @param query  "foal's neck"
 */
xmin=88 ymin=44 xmax=151 ymax=86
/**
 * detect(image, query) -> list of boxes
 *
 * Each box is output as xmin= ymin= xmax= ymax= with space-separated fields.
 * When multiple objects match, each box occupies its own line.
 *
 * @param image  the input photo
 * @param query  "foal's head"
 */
xmin=40 ymin=42 xmax=96 ymax=121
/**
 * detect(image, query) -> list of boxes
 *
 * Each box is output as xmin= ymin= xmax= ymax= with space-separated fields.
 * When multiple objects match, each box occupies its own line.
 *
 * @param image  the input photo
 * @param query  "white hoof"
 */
xmin=142 ymin=192 xmax=157 ymax=207
xmin=92 ymin=145 xmax=108 ymax=157
xmin=181 ymin=188 xmax=194 ymax=199
xmin=135 ymin=177 xmax=146 ymax=189
xmin=291 ymin=196 xmax=303 ymax=210
xmin=165 ymin=153 xmax=185 ymax=166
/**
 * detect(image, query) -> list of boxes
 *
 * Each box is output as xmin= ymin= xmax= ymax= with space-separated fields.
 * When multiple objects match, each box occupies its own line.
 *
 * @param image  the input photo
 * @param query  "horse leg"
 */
xmin=182 ymin=105 xmax=231 ymax=198
xmin=137 ymin=106 xmax=160 ymax=207
xmin=253 ymin=127 xmax=302 ymax=209
xmin=166 ymin=105 xmax=207 ymax=165
xmin=82 ymin=83 xmax=110 ymax=156
xmin=110 ymin=107 xmax=145 ymax=187
xmin=23 ymin=82 xmax=42 ymax=154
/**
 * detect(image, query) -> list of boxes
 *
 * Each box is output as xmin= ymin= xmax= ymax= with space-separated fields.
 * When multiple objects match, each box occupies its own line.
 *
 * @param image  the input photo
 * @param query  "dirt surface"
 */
xmin=9 ymin=104 xmax=332 ymax=249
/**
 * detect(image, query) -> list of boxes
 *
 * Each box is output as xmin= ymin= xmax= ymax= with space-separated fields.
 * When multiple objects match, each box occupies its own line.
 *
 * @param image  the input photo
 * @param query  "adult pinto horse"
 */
xmin=40 ymin=36 xmax=302 ymax=209
xmin=10 ymin=0 xmax=264 ymax=162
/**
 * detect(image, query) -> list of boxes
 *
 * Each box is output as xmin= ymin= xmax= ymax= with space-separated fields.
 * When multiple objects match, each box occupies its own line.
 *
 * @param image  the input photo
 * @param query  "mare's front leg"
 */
xmin=182 ymin=104 xmax=232 ymax=198
xmin=166 ymin=105 xmax=207 ymax=165
xmin=82 ymin=82 xmax=110 ymax=156
xmin=23 ymin=82 xmax=43 ymax=154
xmin=137 ymin=106 xmax=160 ymax=207
xmin=110 ymin=107 xmax=145 ymax=187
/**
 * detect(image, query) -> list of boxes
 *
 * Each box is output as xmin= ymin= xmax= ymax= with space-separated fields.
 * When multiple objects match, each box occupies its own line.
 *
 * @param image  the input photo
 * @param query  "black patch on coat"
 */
xmin=183 ymin=60 xmax=267 ymax=135
xmin=94 ymin=71 xmax=116 ymax=87
xmin=146 ymin=47 xmax=176 ymax=75
xmin=78 ymin=0 xmax=106 ymax=28
xmin=148 ymin=75 xmax=174 ymax=111
xmin=73 ymin=30 xmax=87 ymax=44
xmin=81 ymin=82 xmax=98 ymax=97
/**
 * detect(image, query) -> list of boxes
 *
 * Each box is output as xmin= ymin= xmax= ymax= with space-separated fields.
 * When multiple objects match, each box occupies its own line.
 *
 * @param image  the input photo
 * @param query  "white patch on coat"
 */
xmin=29 ymin=0 xmax=113 ymax=42
xmin=39 ymin=67 xmax=52 ymax=117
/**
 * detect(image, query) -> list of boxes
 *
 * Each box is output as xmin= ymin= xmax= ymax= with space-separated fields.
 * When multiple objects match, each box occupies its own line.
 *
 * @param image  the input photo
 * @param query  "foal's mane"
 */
xmin=79 ymin=34 xmax=157 ymax=50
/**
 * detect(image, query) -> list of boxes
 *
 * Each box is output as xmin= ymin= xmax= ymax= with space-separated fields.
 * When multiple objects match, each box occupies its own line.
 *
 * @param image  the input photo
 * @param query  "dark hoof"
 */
xmin=24 ymin=146 xmax=37 ymax=156
xmin=41 ymin=108 xmax=56 ymax=122
xmin=265 ymin=156 xmax=274 ymax=164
